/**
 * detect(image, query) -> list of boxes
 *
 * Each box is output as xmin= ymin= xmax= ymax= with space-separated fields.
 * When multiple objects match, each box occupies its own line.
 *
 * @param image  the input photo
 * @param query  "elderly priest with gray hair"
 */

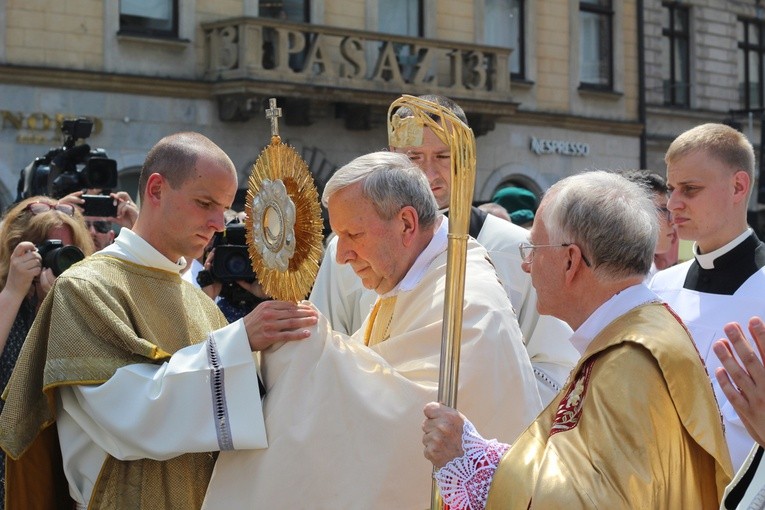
xmin=202 ymin=151 xmax=542 ymax=509
xmin=422 ymin=171 xmax=733 ymax=510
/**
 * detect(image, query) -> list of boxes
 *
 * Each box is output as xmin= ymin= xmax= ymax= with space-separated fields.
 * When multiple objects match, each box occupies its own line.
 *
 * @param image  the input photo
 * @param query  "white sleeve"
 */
xmin=434 ymin=420 xmax=510 ymax=510
xmin=59 ymin=319 xmax=267 ymax=462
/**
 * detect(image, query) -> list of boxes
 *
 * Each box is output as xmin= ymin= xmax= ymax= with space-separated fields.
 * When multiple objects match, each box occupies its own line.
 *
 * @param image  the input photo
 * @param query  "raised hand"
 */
xmin=713 ymin=317 xmax=765 ymax=447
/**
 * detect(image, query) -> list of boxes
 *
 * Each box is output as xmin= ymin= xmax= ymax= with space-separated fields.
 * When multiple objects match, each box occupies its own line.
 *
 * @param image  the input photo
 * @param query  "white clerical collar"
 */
xmin=100 ymin=228 xmax=187 ymax=274
xmin=694 ymin=228 xmax=752 ymax=270
xmin=568 ymin=283 xmax=659 ymax=356
xmin=379 ymin=216 xmax=448 ymax=298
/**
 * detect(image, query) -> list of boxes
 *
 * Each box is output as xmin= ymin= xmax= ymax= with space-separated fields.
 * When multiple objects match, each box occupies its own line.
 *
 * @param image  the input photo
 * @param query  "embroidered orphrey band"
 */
xmin=550 ymin=358 xmax=595 ymax=436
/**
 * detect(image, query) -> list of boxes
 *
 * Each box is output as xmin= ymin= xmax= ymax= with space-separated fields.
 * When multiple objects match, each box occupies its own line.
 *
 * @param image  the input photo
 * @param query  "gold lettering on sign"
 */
xmin=1 ymin=111 xmax=104 ymax=144
xmin=1 ymin=111 xmax=23 ymax=130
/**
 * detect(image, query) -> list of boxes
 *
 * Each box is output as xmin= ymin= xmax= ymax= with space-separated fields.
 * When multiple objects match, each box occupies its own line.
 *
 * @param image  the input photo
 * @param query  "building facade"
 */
xmin=0 ymin=0 xmax=641 ymax=212
xmin=643 ymin=0 xmax=765 ymax=218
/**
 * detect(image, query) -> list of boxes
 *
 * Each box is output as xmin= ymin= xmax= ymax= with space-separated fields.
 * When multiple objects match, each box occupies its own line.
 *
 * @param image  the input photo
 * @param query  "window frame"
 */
xmin=259 ymin=0 xmax=311 ymax=23
xmin=662 ymin=2 xmax=691 ymax=108
xmin=118 ymin=0 xmax=180 ymax=39
xmin=511 ymin=0 xmax=526 ymax=80
xmin=738 ymin=17 xmax=765 ymax=111
xmin=483 ymin=0 xmax=526 ymax=81
xmin=578 ymin=0 xmax=614 ymax=91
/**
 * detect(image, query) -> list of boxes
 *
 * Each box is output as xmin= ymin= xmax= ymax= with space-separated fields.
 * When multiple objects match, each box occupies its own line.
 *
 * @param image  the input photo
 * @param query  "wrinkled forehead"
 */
xmin=328 ymin=184 xmax=371 ymax=220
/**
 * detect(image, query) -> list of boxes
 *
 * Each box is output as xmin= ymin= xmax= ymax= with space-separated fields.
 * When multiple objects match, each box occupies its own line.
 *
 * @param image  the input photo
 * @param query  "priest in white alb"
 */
xmin=202 ymin=151 xmax=542 ymax=508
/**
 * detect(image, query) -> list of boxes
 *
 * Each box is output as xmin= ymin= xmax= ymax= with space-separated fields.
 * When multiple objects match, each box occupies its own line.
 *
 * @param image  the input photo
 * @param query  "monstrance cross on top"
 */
xmin=265 ymin=98 xmax=283 ymax=141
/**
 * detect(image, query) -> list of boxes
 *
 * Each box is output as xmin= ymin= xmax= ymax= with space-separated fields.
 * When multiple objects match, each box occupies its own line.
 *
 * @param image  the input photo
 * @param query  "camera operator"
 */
xmin=16 ymin=118 xmax=119 ymax=205
xmin=60 ymin=189 xmax=139 ymax=251
xmin=0 ymin=196 xmax=93 ymax=508
xmin=195 ymin=214 xmax=270 ymax=322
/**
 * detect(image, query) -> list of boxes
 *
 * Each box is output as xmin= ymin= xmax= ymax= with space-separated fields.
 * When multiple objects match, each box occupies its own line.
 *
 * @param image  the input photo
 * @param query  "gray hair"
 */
xmin=322 ymin=151 xmax=438 ymax=227
xmin=540 ymin=171 xmax=658 ymax=280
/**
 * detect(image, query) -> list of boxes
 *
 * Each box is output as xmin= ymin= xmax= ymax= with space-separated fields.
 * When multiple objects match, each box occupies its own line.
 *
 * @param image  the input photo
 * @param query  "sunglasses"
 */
xmin=26 ymin=202 xmax=75 ymax=217
xmin=85 ymin=220 xmax=112 ymax=234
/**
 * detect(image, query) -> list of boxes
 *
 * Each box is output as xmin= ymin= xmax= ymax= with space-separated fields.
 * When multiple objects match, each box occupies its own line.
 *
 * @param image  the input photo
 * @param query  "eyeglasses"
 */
xmin=518 ymin=242 xmax=592 ymax=267
xmin=85 ymin=220 xmax=112 ymax=234
xmin=25 ymin=202 xmax=75 ymax=217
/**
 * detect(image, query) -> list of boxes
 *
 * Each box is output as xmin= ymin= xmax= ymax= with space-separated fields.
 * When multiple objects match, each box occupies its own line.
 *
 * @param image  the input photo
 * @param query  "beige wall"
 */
xmin=6 ymin=0 xmax=104 ymax=69
xmin=0 ymin=0 xmax=643 ymax=204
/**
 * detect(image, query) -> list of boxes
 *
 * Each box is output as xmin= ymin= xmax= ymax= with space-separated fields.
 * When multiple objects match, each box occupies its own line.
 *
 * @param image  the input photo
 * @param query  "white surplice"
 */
xmin=650 ymin=233 xmax=765 ymax=470
xmin=203 ymin=220 xmax=542 ymax=509
xmin=310 ymin=212 xmax=578 ymax=405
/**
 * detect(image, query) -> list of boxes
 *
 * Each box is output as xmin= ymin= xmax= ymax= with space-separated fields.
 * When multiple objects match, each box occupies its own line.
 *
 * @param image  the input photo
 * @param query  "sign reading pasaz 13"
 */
xmin=530 ymin=137 xmax=589 ymax=157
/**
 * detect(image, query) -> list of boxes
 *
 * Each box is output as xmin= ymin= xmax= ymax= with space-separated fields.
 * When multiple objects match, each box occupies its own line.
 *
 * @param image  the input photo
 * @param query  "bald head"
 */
xmin=138 ymin=132 xmax=236 ymax=203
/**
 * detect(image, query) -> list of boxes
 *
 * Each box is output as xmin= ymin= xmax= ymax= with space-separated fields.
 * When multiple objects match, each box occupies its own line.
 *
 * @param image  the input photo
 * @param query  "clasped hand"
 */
xmin=243 ymin=300 xmax=318 ymax=352
xmin=421 ymin=402 xmax=467 ymax=469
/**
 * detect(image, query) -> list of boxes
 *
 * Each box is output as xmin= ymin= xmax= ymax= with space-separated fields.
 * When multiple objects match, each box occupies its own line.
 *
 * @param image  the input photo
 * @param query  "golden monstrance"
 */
xmin=245 ymin=98 xmax=324 ymax=302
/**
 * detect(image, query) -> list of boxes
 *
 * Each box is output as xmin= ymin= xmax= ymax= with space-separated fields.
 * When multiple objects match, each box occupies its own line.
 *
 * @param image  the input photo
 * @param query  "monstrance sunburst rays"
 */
xmin=245 ymin=127 xmax=324 ymax=302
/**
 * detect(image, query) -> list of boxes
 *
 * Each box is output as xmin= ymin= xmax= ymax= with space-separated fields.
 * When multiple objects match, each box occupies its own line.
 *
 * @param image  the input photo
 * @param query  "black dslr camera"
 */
xmin=37 ymin=240 xmax=85 ymax=277
xmin=17 ymin=118 xmax=118 ymax=200
xmin=209 ymin=222 xmax=255 ymax=283
xmin=199 ymin=220 xmax=264 ymax=308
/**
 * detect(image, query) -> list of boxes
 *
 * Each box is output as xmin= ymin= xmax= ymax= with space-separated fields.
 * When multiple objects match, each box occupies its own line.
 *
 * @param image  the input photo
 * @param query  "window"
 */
xmin=661 ymin=3 xmax=690 ymax=107
xmin=378 ymin=0 xmax=423 ymax=80
xmin=119 ymin=0 xmax=178 ymax=38
xmin=379 ymin=0 xmax=423 ymax=38
xmin=485 ymin=0 xmax=525 ymax=79
xmin=738 ymin=18 xmax=765 ymax=110
xmin=579 ymin=0 xmax=613 ymax=89
xmin=260 ymin=0 xmax=310 ymax=22
xmin=260 ymin=1 xmax=310 ymax=71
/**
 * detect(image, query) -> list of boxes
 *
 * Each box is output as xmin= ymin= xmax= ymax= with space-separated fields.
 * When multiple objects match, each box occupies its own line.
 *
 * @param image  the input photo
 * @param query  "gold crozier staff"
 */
xmin=387 ymin=95 xmax=477 ymax=510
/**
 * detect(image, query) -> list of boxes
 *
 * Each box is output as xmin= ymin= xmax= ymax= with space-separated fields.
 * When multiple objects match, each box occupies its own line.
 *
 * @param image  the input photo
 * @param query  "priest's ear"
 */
xmin=732 ymin=170 xmax=751 ymax=205
xmin=143 ymin=173 xmax=165 ymax=205
xmin=563 ymin=244 xmax=588 ymax=284
xmin=398 ymin=205 xmax=419 ymax=246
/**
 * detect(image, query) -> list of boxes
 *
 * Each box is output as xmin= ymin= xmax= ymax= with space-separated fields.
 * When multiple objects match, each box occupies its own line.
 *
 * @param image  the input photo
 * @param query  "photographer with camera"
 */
xmin=195 ymin=215 xmax=270 ymax=322
xmin=60 ymin=189 xmax=140 ymax=251
xmin=0 ymin=196 xmax=93 ymax=508
xmin=17 ymin=118 xmax=119 ymax=204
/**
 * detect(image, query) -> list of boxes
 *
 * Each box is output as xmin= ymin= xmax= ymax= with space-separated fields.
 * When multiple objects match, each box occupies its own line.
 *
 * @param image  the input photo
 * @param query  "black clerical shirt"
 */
xmin=684 ymin=232 xmax=765 ymax=295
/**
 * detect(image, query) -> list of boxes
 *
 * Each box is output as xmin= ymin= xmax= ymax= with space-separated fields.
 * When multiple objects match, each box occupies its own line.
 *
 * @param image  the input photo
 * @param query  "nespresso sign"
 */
xmin=530 ymin=136 xmax=589 ymax=157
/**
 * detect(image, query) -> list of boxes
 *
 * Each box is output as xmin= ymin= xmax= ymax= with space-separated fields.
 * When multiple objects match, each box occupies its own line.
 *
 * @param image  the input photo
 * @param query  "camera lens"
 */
xmin=211 ymin=246 xmax=254 ymax=282
xmin=85 ymin=158 xmax=118 ymax=189
xmin=225 ymin=252 xmax=251 ymax=277
xmin=40 ymin=243 xmax=85 ymax=277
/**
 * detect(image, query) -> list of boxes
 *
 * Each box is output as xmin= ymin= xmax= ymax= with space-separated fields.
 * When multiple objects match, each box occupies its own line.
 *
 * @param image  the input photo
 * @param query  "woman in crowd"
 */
xmin=0 ymin=196 xmax=93 ymax=507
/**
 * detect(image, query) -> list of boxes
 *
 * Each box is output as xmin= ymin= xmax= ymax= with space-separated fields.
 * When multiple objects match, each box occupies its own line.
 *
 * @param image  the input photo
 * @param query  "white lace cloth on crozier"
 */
xmin=434 ymin=419 xmax=510 ymax=510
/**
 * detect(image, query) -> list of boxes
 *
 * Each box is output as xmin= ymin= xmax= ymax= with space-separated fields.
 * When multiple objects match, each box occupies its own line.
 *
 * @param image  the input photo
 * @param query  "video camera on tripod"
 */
xmin=17 ymin=118 xmax=118 ymax=200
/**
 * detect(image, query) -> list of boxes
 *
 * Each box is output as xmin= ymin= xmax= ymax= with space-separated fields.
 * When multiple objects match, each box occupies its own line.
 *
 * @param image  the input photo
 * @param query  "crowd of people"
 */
xmin=0 ymin=95 xmax=761 ymax=510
